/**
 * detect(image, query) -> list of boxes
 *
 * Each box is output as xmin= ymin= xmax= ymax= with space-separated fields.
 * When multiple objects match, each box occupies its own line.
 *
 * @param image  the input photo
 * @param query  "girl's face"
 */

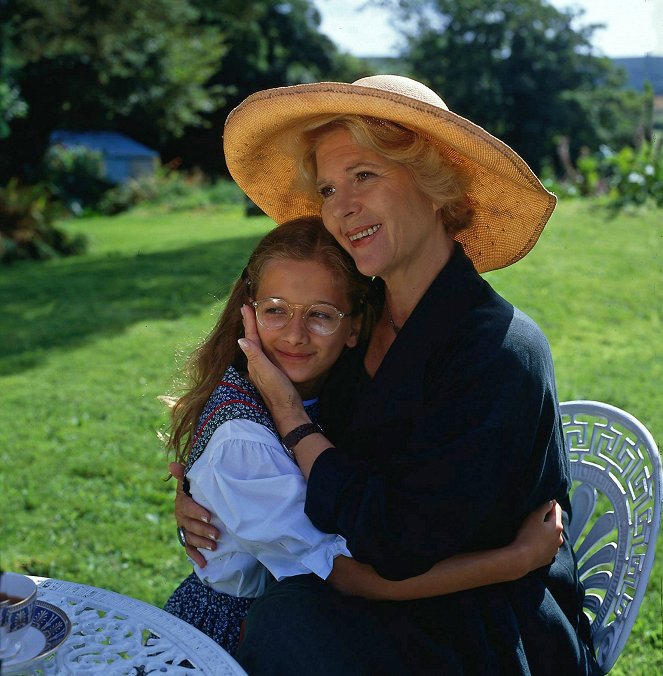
xmin=253 ymin=259 xmax=360 ymax=399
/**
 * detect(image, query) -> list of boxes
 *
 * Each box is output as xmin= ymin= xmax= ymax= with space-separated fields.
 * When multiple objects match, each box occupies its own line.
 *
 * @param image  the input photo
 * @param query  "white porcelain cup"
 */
xmin=0 ymin=572 xmax=38 ymax=659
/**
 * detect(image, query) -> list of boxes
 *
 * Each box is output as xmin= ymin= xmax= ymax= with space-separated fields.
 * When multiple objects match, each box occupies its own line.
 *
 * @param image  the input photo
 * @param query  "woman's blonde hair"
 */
xmin=167 ymin=216 xmax=374 ymax=465
xmin=289 ymin=115 xmax=473 ymax=235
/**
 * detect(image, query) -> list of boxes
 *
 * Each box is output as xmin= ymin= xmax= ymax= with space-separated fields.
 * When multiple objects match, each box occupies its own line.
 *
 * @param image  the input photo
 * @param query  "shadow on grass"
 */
xmin=0 ymin=233 xmax=264 ymax=376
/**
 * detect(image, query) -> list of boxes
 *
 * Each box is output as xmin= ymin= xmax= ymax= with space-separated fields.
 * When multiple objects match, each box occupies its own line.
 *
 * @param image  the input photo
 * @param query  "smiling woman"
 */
xmin=302 ymin=115 xmax=472 ymax=237
xmin=196 ymin=74 xmax=602 ymax=674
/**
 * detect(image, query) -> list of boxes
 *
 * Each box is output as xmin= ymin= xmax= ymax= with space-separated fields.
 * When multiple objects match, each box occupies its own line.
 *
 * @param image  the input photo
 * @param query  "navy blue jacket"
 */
xmin=308 ymin=244 xmax=598 ymax=674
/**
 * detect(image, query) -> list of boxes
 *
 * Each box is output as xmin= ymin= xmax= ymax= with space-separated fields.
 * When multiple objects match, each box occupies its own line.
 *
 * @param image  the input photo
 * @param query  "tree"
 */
xmin=0 ymin=0 xmax=227 ymax=182
xmin=1 ymin=0 xmax=369 ymax=180
xmin=380 ymin=0 xmax=643 ymax=172
xmin=163 ymin=0 xmax=369 ymax=173
xmin=0 ymin=20 xmax=28 ymax=140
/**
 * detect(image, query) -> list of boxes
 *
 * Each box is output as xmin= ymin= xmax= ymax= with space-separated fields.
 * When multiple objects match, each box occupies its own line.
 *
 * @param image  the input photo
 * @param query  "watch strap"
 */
xmin=281 ymin=423 xmax=321 ymax=453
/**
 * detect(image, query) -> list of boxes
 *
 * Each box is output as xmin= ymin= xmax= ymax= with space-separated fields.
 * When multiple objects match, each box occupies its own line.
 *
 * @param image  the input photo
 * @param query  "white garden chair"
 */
xmin=560 ymin=400 xmax=661 ymax=673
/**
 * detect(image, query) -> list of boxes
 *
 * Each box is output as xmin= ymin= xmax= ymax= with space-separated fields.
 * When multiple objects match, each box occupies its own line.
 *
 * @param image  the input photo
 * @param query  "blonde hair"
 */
xmin=288 ymin=115 xmax=473 ymax=235
xmin=167 ymin=216 xmax=374 ymax=465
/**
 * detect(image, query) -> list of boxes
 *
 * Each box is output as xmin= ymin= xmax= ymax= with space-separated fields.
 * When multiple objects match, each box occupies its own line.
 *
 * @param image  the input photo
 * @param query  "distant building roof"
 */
xmin=49 ymin=130 xmax=158 ymax=158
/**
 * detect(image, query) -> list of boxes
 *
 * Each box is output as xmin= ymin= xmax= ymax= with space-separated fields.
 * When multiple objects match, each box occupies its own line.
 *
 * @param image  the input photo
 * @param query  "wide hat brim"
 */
xmin=223 ymin=76 xmax=556 ymax=273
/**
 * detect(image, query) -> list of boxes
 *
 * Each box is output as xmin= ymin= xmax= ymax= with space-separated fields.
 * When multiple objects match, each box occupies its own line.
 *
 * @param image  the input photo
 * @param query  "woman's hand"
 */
xmin=511 ymin=500 xmax=563 ymax=576
xmin=238 ymin=304 xmax=308 ymax=435
xmin=170 ymin=461 xmax=220 ymax=568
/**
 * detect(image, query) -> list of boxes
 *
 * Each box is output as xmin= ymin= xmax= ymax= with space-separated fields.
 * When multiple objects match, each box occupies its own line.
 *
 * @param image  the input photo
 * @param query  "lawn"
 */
xmin=1 ymin=197 xmax=660 ymax=674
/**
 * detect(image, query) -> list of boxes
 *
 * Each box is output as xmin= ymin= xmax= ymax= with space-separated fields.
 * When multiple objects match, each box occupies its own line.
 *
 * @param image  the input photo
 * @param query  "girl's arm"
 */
xmin=327 ymin=500 xmax=563 ymax=600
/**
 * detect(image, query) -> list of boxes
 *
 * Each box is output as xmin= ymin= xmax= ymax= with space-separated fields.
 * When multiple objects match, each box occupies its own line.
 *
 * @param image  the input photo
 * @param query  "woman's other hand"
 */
xmin=512 ymin=500 xmax=564 ymax=575
xmin=238 ymin=304 xmax=307 ymax=434
xmin=170 ymin=461 xmax=219 ymax=568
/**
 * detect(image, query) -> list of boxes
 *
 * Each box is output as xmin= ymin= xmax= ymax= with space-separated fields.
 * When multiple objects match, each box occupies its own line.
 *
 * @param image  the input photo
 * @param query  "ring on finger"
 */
xmin=177 ymin=526 xmax=187 ymax=547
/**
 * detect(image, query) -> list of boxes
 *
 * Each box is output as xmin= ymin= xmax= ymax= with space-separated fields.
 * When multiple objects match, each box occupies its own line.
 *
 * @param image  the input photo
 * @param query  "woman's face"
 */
xmin=253 ymin=258 xmax=360 ymax=400
xmin=315 ymin=128 xmax=448 ymax=281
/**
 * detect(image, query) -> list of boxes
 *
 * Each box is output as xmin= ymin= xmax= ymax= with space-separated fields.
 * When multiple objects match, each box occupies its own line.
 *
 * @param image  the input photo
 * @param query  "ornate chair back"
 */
xmin=560 ymin=400 xmax=661 ymax=674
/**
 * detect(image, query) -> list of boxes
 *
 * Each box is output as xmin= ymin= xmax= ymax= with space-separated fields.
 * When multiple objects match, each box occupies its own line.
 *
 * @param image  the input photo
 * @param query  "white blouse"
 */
xmin=186 ymin=417 xmax=351 ymax=598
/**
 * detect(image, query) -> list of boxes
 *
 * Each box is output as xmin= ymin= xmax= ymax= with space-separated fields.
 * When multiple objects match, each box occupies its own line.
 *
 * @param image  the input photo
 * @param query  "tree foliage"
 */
xmin=163 ymin=0 xmax=368 ymax=173
xmin=0 ymin=0 xmax=227 ymax=182
xmin=3 ymin=0 xmax=637 ymax=185
xmin=0 ymin=20 xmax=28 ymax=140
xmin=382 ymin=0 xmax=644 ymax=172
xmin=0 ymin=0 xmax=368 ymax=180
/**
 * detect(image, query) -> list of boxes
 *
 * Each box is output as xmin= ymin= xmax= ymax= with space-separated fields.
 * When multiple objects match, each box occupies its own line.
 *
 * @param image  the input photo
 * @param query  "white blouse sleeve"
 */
xmin=186 ymin=418 xmax=351 ymax=582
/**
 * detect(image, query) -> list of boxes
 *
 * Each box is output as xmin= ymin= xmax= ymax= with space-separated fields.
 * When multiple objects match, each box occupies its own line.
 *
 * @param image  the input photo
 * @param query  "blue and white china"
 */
xmin=0 ymin=601 xmax=71 ymax=675
xmin=0 ymin=573 xmax=38 ymax=659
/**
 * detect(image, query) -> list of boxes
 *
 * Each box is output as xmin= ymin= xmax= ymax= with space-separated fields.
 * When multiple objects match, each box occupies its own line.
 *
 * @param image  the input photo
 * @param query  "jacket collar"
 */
xmin=321 ymin=243 xmax=490 ymax=433
xmin=371 ymin=241 xmax=487 ymax=381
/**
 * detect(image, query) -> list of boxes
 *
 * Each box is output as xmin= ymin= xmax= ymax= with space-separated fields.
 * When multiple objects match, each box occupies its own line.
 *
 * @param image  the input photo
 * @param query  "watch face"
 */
xmin=282 ymin=443 xmax=296 ymax=461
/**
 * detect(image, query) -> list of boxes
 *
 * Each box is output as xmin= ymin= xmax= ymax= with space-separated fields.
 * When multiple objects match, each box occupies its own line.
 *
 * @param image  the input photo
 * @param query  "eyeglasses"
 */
xmin=251 ymin=297 xmax=353 ymax=336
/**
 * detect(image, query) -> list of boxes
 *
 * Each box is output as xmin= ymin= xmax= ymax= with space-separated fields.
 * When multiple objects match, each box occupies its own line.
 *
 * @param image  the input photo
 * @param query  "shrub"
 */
xmin=98 ymin=165 xmax=244 ymax=214
xmin=540 ymin=160 xmax=581 ymax=199
xmin=43 ymin=144 xmax=114 ymax=213
xmin=0 ymin=179 xmax=87 ymax=263
xmin=601 ymin=141 xmax=663 ymax=210
xmin=550 ymin=141 xmax=663 ymax=210
xmin=575 ymin=151 xmax=602 ymax=197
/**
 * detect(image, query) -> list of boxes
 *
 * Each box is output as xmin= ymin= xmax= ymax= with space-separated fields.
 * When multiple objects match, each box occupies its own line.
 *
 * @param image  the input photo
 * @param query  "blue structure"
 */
xmin=49 ymin=130 xmax=159 ymax=184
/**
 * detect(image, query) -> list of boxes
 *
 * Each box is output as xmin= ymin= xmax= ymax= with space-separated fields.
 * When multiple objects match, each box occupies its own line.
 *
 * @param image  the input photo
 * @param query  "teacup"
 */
xmin=0 ymin=572 xmax=38 ymax=659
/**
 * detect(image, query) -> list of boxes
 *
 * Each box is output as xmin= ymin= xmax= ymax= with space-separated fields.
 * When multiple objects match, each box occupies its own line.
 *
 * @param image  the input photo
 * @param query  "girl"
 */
xmin=164 ymin=216 xmax=562 ymax=656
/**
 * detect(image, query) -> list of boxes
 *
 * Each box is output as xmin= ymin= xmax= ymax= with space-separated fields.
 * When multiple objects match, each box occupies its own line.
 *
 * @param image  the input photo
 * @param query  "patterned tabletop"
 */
xmin=18 ymin=577 xmax=247 ymax=675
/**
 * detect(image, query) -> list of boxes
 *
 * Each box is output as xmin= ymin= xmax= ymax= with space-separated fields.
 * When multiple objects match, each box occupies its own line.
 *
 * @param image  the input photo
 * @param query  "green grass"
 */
xmin=1 ymin=198 xmax=661 ymax=674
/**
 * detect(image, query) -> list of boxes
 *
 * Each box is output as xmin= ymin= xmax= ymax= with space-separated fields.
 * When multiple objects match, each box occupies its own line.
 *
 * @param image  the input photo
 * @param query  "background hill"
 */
xmin=613 ymin=56 xmax=663 ymax=93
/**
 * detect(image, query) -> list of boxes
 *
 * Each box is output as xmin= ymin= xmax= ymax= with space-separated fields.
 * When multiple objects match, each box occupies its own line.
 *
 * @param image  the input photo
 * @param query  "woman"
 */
xmin=165 ymin=217 xmax=563 ymax=656
xmin=179 ymin=76 xmax=599 ymax=674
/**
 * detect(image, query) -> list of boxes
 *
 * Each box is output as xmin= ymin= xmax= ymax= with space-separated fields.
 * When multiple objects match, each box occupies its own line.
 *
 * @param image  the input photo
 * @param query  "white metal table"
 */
xmin=22 ymin=577 xmax=247 ymax=675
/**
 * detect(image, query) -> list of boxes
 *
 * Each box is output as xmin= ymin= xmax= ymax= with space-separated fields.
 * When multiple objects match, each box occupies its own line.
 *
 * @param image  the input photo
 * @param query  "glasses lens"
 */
xmin=256 ymin=298 xmax=290 ymax=329
xmin=304 ymin=304 xmax=341 ymax=336
xmin=254 ymin=299 xmax=344 ymax=335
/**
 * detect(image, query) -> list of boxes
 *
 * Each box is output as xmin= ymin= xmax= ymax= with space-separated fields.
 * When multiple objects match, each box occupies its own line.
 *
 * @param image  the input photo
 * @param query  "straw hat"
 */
xmin=223 ymin=75 xmax=556 ymax=273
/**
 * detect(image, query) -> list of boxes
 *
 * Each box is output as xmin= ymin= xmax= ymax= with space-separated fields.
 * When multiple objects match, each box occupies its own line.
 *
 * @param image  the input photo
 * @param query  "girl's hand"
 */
xmin=170 ymin=461 xmax=219 ymax=568
xmin=513 ymin=500 xmax=564 ymax=575
xmin=238 ymin=304 xmax=308 ymax=434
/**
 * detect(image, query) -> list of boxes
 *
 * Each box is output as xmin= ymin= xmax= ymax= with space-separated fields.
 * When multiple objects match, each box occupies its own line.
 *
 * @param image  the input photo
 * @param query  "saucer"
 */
xmin=0 ymin=601 xmax=71 ymax=675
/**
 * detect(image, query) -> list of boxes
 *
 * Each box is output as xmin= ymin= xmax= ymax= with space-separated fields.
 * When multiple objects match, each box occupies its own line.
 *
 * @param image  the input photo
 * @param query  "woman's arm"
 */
xmin=171 ymin=461 xmax=220 ymax=567
xmin=173 ymin=467 xmax=561 ymax=600
xmin=327 ymin=500 xmax=562 ymax=600
xmin=186 ymin=309 xmax=564 ymax=586
xmin=238 ymin=305 xmax=331 ymax=478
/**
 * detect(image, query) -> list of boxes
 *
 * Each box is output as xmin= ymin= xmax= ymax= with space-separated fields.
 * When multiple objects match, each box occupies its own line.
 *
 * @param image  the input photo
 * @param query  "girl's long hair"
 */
xmin=167 ymin=216 xmax=374 ymax=465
